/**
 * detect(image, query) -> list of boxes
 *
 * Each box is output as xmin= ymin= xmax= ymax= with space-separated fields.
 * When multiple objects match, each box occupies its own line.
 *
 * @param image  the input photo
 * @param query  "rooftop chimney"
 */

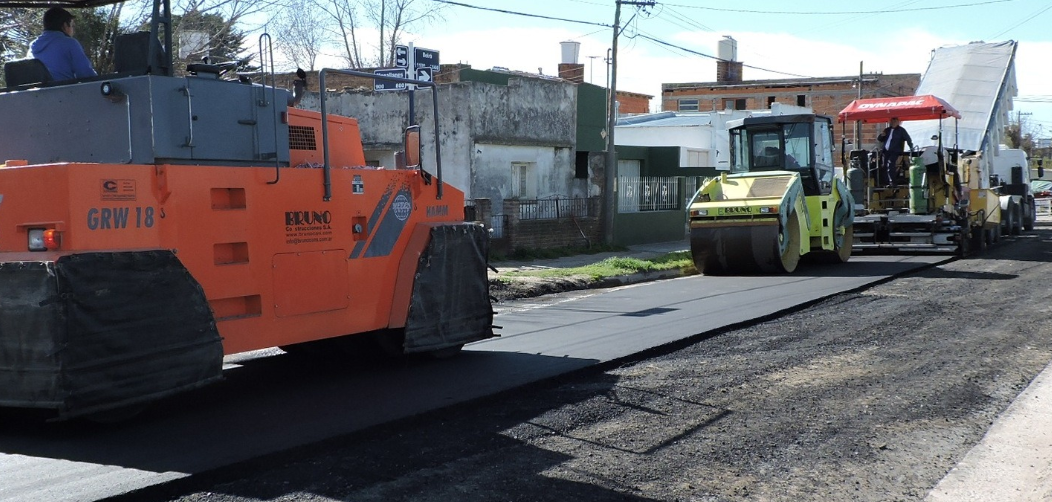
xmin=716 ymin=36 xmax=742 ymax=83
xmin=559 ymin=41 xmax=584 ymax=83
xmin=560 ymin=41 xmax=581 ymax=64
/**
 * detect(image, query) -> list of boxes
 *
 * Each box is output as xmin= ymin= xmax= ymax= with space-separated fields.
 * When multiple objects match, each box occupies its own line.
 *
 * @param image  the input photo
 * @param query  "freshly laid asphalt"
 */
xmin=0 ymin=235 xmax=1047 ymax=501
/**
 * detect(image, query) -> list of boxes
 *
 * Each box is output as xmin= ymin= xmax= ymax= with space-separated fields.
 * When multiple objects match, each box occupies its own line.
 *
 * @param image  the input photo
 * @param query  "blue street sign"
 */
xmin=394 ymin=45 xmax=409 ymax=68
xmin=374 ymin=68 xmax=408 ymax=91
xmin=414 ymin=47 xmax=439 ymax=70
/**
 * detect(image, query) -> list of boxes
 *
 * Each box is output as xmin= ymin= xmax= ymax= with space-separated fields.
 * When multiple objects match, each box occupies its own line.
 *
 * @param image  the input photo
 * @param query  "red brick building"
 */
xmin=661 ymin=66 xmax=920 ymax=154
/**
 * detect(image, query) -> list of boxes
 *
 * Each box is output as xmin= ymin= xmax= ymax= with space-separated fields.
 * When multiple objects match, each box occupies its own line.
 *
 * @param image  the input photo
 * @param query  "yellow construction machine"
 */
xmin=838 ymin=95 xmax=1000 ymax=255
xmin=688 ymin=114 xmax=853 ymax=274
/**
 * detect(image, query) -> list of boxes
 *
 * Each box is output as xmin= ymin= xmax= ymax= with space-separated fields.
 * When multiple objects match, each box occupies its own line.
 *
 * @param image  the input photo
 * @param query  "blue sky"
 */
xmin=404 ymin=0 xmax=1052 ymax=139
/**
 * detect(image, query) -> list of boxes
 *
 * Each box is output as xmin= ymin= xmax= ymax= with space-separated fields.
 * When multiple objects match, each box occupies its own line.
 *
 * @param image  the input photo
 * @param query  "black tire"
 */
xmin=1025 ymin=200 xmax=1035 ymax=231
xmin=778 ymin=212 xmax=802 ymax=273
xmin=1011 ymin=205 xmax=1022 ymax=235
xmin=956 ymin=226 xmax=970 ymax=257
xmin=970 ymin=225 xmax=987 ymax=253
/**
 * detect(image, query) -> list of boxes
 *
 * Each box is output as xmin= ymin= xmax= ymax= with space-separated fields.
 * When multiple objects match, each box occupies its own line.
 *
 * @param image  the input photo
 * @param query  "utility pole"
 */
xmin=855 ymin=61 xmax=862 ymax=149
xmin=603 ymin=0 xmax=654 ymax=245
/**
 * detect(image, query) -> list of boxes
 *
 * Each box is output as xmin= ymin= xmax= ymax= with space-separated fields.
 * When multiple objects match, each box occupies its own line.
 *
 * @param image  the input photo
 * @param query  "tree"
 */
xmin=0 ymin=6 xmax=127 ymax=81
xmin=309 ymin=0 xmax=443 ymax=69
xmin=272 ymin=0 xmax=326 ymax=71
xmin=364 ymin=0 xmax=441 ymax=68
xmin=0 ymin=8 xmax=40 ymax=64
xmin=171 ymin=11 xmax=249 ymax=69
xmin=77 ymin=5 xmax=130 ymax=74
xmin=1005 ymin=121 xmax=1036 ymax=156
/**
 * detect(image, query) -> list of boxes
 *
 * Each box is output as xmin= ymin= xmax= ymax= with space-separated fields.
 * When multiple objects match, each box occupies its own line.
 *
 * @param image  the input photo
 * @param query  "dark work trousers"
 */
xmin=880 ymin=150 xmax=901 ymax=186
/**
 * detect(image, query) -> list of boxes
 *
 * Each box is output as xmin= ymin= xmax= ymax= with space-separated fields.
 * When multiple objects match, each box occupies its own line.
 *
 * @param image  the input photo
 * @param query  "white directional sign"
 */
xmin=373 ymin=68 xmax=408 ymax=91
xmin=414 ymin=47 xmax=439 ymax=71
xmin=416 ymin=67 xmax=433 ymax=82
xmin=394 ymin=45 xmax=409 ymax=68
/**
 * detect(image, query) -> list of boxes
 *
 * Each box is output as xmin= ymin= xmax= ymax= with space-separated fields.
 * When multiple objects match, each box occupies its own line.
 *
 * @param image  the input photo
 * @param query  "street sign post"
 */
xmin=373 ymin=68 xmax=408 ymax=91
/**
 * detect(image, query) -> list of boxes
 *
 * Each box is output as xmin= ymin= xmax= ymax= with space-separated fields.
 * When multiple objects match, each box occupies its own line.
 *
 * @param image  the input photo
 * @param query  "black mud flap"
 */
xmin=402 ymin=223 xmax=495 ymax=353
xmin=0 ymin=251 xmax=222 ymax=419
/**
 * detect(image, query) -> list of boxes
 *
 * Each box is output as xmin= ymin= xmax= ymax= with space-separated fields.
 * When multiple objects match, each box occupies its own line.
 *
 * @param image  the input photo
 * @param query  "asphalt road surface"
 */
xmin=0 ymin=248 xmax=978 ymax=502
xmin=147 ymin=227 xmax=1052 ymax=502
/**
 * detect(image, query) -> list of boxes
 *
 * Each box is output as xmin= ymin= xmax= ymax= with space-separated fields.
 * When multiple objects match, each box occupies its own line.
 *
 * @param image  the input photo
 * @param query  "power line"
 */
xmin=987 ymin=3 xmax=1052 ymax=39
xmin=632 ymin=31 xmax=813 ymax=78
xmin=432 ymin=0 xmax=812 ymax=79
xmin=661 ymin=0 xmax=1015 ymax=15
xmin=428 ymin=0 xmax=611 ymax=27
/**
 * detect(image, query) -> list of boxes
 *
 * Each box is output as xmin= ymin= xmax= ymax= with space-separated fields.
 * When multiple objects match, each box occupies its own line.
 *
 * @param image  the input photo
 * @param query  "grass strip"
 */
xmin=502 ymin=251 xmax=696 ymax=280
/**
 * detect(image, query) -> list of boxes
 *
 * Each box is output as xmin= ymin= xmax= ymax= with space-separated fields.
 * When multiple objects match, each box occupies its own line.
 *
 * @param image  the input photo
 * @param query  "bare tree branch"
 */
xmin=272 ymin=0 xmax=326 ymax=70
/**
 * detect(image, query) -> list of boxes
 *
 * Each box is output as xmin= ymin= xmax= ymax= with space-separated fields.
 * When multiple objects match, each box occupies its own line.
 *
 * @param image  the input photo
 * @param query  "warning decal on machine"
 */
xmin=101 ymin=179 xmax=137 ymax=201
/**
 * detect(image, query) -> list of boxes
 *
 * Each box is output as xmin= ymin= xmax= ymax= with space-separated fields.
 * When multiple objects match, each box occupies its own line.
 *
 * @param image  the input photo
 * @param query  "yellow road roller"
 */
xmin=688 ymin=114 xmax=853 ymax=274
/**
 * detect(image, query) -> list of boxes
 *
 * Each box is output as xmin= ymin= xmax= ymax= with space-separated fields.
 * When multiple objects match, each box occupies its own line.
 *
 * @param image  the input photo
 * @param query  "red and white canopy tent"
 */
xmin=838 ymin=94 xmax=962 ymax=123
xmin=837 ymin=94 xmax=962 ymax=160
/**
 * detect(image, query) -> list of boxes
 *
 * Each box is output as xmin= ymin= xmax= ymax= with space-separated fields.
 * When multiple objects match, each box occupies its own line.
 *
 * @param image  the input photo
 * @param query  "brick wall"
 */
xmin=558 ymin=64 xmax=585 ymax=84
xmin=716 ymin=61 xmax=743 ymax=83
xmin=508 ymin=217 xmax=601 ymax=250
xmin=660 ymin=73 xmax=921 ymax=158
xmin=472 ymin=198 xmax=600 ymax=251
xmin=617 ymin=91 xmax=652 ymax=114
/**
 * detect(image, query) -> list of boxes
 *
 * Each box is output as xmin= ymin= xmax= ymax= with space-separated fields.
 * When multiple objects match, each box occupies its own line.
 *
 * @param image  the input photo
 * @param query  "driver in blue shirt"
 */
xmin=29 ymin=7 xmax=97 ymax=81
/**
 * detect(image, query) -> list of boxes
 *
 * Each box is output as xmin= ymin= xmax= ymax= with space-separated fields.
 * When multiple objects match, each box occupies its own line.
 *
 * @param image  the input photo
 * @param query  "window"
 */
xmin=575 ymin=152 xmax=589 ymax=179
xmin=724 ymin=98 xmax=746 ymax=110
xmin=814 ymin=119 xmax=835 ymax=191
xmin=796 ymin=94 xmax=806 ymax=106
xmin=767 ymin=96 xmax=776 ymax=108
xmin=678 ymin=98 xmax=699 ymax=111
xmin=784 ymin=123 xmax=813 ymax=171
xmin=511 ymin=162 xmax=537 ymax=199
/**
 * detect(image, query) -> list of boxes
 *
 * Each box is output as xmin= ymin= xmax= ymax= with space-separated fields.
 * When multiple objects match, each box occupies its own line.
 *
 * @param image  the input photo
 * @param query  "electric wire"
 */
xmin=987 ymin=3 xmax=1052 ymax=39
xmin=431 ymin=0 xmax=809 ymax=78
xmin=661 ymin=0 xmax=1015 ymax=15
xmin=428 ymin=0 xmax=611 ymax=28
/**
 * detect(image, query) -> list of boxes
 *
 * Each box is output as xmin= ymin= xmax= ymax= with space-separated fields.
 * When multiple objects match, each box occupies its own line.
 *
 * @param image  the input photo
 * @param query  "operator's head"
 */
xmin=43 ymin=7 xmax=75 ymax=34
xmin=890 ymin=117 xmax=901 ymax=127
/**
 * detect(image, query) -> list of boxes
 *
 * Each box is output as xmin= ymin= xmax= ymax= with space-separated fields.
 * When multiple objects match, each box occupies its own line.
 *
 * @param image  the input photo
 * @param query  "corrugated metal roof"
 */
xmin=617 ymin=112 xmax=715 ymax=128
xmin=910 ymin=41 xmax=1017 ymax=153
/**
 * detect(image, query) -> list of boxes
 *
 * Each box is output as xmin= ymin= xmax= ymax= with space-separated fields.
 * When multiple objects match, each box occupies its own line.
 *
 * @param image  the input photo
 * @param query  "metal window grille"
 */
xmin=517 ymin=197 xmax=597 ymax=220
xmin=618 ymin=176 xmax=682 ymax=213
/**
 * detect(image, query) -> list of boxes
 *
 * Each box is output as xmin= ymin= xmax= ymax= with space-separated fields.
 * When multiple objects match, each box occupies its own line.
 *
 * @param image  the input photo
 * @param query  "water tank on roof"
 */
xmin=718 ymin=36 xmax=737 ymax=62
xmin=561 ymin=41 xmax=580 ymax=64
